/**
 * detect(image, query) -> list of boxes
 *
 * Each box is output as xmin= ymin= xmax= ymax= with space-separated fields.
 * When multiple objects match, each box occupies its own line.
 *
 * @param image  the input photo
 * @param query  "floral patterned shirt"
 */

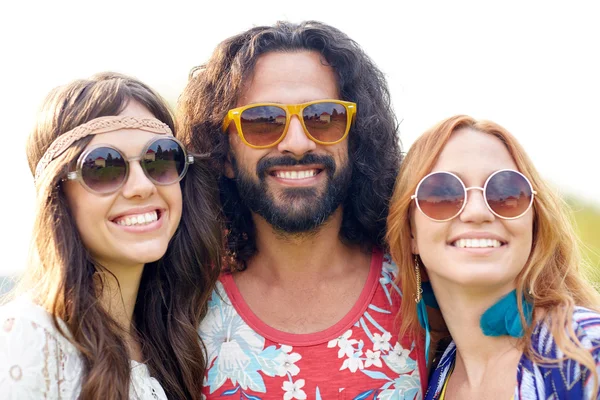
xmin=199 ymin=250 xmax=426 ymax=399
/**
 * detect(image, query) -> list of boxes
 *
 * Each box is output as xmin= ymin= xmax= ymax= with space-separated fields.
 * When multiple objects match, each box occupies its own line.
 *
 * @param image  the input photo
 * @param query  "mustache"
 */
xmin=256 ymin=154 xmax=336 ymax=177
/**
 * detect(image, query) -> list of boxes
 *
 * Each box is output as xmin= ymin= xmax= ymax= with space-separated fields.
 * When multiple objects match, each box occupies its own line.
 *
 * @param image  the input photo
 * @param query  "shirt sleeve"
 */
xmin=569 ymin=307 xmax=600 ymax=399
xmin=0 ymin=314 xmax=54 ymax=397
xmin=0 ymin=309 xmax=81 ymax=399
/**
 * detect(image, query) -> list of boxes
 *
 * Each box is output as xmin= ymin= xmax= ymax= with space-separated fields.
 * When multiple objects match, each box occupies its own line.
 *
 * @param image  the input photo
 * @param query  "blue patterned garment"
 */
xmin=425 ymin=307 xmax=600 ymax=399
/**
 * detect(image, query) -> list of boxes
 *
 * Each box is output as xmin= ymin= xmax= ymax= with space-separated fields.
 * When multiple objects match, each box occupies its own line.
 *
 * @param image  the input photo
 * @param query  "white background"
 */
xmin=1 ymin=0 xmax=599 ymax=276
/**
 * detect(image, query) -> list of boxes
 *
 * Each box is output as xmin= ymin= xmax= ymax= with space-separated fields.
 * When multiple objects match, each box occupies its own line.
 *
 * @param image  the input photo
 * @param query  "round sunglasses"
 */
xmin=222 ymin=99 xmax=357 ymax=149
xmin=66 ymin=136 xmax=193 ymax=194
xmin=411 ymin=169 xmax=537 ymax=221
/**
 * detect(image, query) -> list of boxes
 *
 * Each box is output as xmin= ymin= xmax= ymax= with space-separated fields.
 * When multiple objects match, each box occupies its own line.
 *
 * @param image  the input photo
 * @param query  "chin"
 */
xmin=122 ymin=244 xmax=170 ymax=265
xmin=446 ymin=272 xmax=516 ymax=290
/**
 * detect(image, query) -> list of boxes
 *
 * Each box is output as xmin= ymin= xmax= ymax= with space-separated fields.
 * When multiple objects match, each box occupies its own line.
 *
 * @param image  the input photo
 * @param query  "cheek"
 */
xmin=163 ymin=185 xmax=183 ymax=234
xmin=63 ymin=182 xmax=111 ymax=252
xmin=333 ymin=142 xmax=349 ymax=166
xmin=412 ymin=214 xmax=450 ymax=264
xmin=229 ymin=140 xmax=262 ymax=176
xmin=508 ymin=214 xmax=535 ymax=264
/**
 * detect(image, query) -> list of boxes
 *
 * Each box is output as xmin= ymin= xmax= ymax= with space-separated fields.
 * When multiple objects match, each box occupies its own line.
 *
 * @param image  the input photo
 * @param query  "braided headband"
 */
xmin=34 ymin=115 xmax=173 ymax=182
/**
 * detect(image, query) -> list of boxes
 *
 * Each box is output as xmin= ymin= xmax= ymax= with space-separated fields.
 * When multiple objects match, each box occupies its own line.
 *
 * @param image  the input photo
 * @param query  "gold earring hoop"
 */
xmin=414 ymin=255 xmax=423 ymax=303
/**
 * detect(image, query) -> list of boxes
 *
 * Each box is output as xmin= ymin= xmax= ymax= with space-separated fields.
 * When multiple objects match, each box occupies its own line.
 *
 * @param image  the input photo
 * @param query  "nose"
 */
xmin=276 ymin=115 xmax=317 ymax=156
xmin=459 ymin=188 xmax=495 ymax=223
xmin=120 ymin=161 xmax=156 ymax=199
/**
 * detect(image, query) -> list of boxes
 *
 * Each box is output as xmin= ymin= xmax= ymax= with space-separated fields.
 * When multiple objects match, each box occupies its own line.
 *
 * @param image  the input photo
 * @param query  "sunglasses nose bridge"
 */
xmin=277 ymin=106 xmax=316 ymax=154
xmin=120 ymin=157 xmax=156 ymax=199
xmin=287 ymin=103 xmax=303 ymax=117
xmin=285 ymin=105 xmax=307 ymax=135
xmin=464 ymin=186 xmax=486 ymax=204
xmin=460 ymin=186 xmax=495 ymax=222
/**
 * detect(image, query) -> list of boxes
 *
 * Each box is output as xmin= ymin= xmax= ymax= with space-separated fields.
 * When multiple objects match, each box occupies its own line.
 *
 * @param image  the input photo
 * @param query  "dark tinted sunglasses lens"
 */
xmin=240 ymin=106 xmax=286 ymax=146
xmin=486 ymin=171 xmax=532 ymax=218
xmin=81 ymin=147 xmax=126 ymax=193
xmin=144 ymin=139 xmax=186 ymax=184
xmin=417 ymin=173 xmax=465 ymax=220
xmin=302 ymin=102 xmax=348 ymax=143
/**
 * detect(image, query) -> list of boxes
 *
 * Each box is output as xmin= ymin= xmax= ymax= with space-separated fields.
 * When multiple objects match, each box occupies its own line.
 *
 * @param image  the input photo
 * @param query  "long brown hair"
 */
xmin=17 ymin=72 xmax=221 ymax=399
xmin=386 ymin=115 xmax=600 ymax=392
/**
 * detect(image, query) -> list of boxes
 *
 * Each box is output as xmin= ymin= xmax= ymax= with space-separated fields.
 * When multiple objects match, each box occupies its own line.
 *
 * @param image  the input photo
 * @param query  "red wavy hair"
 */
xmin=387 ymin=115 xmax=600 ymax=392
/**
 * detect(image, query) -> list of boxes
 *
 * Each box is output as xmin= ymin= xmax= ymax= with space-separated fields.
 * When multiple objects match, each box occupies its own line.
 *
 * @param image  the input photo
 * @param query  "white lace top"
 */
xmin=0 ymin=297 xmax=167 ymax=399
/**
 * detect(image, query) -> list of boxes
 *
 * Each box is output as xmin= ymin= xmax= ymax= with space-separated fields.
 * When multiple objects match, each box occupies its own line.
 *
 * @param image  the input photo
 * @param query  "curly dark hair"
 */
xmin=178 ymin=20 xmax=402 ymax=269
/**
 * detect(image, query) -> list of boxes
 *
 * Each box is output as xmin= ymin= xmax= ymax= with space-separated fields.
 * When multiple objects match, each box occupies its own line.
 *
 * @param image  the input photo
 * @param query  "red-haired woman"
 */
xmin=387 ymin=115 xmax=600 ymax=399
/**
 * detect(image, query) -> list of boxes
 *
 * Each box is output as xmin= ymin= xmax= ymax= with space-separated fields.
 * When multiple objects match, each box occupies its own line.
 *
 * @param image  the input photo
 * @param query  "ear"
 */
xmin=411 ymin=235 xmax=419 ymax=255
xmin=409 ymin=212 xmax=419 ymax=254
xmin=224 ymin=152 xmax=235 ymax=179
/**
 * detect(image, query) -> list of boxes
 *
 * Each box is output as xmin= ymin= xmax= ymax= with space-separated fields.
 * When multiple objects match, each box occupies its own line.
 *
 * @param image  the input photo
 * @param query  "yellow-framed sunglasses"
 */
xmin=221 ymin=99 xmax=357 ymax=149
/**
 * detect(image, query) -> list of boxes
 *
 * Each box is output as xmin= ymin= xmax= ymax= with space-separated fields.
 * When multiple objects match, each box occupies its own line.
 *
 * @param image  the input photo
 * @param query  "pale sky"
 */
xmin=1 ymin=0 xmax=599 ymax=276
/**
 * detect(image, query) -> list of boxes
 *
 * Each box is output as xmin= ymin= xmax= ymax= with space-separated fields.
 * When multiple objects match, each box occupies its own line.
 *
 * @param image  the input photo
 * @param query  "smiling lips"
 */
xmin=272 ymin=169 xmax=319 ymax=179
xmin=113 ymin=210 xmax=159 ymax=227
xmin=452 ymin=238 xmax=504 ymax=248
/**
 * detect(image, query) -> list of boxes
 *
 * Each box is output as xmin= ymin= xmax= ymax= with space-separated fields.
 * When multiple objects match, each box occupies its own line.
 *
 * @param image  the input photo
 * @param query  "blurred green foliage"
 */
xmin=568 ymin=198 xmax=600 ymax=284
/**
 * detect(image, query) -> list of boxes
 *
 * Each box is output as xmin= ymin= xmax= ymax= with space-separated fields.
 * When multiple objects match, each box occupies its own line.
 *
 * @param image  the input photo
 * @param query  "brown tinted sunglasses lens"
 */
xmin=143 ymin=138 xmax=187 ymax=184
xmin=240 ymin=106 xmax=286 ymax=146
xmin=416 ymin=173 xmax=465 ymax=220
xmin=485 ymin=171 xmax=533 ymax=218
xmin=81 ymin=147 xmax=127 ymax=193
xmin=302 ymin=102 xmax=348 ymax=142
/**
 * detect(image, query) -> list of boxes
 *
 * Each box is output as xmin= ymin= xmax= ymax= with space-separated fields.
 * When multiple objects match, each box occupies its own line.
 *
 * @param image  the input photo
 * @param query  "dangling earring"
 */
xmin=414 ymin=255 xmax=430 ymax=365
xmin=414 ymin=255 xmax=423 ymax=303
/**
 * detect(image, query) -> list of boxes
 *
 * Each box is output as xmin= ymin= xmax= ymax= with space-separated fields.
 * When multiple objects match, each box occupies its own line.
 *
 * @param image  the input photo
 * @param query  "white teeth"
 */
xmin=114 ymin=211 xmax=158 ymax=227
xmin=275 ymin=170 xmax=317 ymax=179
xmin=453 ymin=238 xmax=502 ymax=248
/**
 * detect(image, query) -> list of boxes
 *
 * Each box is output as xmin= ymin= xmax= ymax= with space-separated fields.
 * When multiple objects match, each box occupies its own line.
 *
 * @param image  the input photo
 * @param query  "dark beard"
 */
xmin=231 ymin=153 xmax=352 ymax=234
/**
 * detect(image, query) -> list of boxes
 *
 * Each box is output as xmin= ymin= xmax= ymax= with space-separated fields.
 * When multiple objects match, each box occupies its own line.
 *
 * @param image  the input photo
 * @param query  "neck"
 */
xmin=430 ymin=277 xmax=522 ymax=386
xmin=249 ymin=207 xmax=366 ymax=283
xmin=95 ymin=261 xmax=144 ymax=334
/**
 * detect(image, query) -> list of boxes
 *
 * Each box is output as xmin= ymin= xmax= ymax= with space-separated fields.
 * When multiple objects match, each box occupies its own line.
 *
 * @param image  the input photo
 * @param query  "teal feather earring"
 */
xmin=414 ymin=255 xmax=431 ymax=366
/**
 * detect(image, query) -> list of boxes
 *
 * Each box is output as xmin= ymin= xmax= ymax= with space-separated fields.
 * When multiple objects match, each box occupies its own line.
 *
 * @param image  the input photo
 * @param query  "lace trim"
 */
xmin=1 ymin=305 xmax=168 ymax=399
xmin=34 ymin=116 xmax=173 ymax=182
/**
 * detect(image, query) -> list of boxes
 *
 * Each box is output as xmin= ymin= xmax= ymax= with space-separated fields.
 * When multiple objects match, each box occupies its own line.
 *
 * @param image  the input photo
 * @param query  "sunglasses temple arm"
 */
xmin=188 ymin=152 xmax=212 ymax=161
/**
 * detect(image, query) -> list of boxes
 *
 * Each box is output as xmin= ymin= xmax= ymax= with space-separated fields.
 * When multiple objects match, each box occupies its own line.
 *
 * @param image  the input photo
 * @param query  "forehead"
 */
xmin=86 ymin=130 xmax=164 ymax=155
xmin=432 ymin=128 xmax=518 ymax=183
xmin=238 ymin=50 xmax=339 ymax=105
xmin=85 ymin=100 xmax=164 ymax=154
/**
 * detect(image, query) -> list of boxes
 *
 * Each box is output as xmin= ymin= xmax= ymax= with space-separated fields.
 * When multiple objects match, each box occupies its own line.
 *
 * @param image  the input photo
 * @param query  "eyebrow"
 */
xmin=438 ymin=170 xmax=464 ymax=180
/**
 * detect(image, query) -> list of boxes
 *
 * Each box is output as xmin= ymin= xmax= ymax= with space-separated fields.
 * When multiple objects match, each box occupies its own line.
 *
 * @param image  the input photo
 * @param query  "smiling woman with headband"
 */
xmin=0 ymin=72 xmax=221 ymax=399
xmin=387 ymin=115 xmax=600 ymax=399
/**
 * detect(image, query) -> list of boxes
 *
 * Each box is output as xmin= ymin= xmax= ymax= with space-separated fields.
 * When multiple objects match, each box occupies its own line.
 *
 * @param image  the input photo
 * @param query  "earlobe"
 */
xmin=408 ymin=208 xmax=419 ymax=254
xmin=410 ymin=221 xmax=419 ymax=254
xmin=224 ymin=155 xmax=235 ymax=179
xmin=411 ymin=236 xmax=419 ymax=255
